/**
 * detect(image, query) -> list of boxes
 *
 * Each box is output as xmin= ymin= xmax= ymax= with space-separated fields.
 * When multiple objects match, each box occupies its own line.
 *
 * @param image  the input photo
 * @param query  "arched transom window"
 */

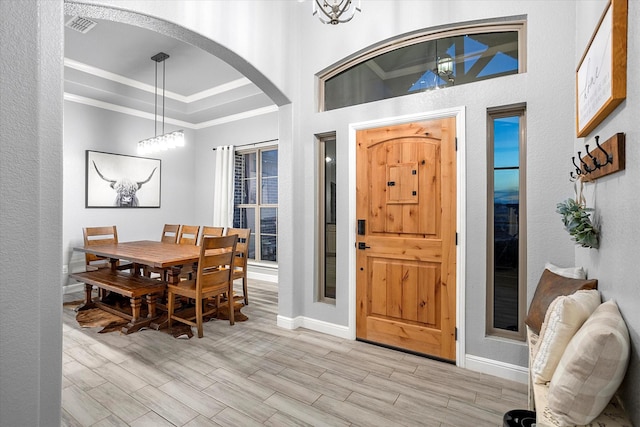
xmin=319 ymin=19 xmax=527 ymax=111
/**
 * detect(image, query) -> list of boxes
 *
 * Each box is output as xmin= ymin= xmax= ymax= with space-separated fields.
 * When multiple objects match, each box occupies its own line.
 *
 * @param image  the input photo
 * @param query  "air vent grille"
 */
xmin=65 ymin=16 xmax=97 ymax=34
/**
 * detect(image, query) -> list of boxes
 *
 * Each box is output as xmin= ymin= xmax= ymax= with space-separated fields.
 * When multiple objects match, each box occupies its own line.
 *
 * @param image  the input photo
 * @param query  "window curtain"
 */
xmin=212 ymin=145 xmax=235 ymax=227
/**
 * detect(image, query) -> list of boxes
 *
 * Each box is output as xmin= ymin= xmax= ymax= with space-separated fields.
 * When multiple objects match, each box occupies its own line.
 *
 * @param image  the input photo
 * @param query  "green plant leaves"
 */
xmin=556 ymin=198 xmax=599 ymax=249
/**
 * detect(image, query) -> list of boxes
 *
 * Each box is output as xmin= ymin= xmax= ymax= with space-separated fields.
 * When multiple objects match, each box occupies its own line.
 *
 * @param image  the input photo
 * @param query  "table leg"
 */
xmin=75 ymin=283 xmax=96 ymax=311
xmin=146 ymin=293 xmax=161 ymax=318
xmin=166 ymin=266 xmax=183 ymax=284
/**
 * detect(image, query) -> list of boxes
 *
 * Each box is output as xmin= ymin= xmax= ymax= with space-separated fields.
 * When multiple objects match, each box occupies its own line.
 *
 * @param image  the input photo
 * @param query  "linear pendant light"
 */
xmin=138 ymin=52 xmax=184 ymax=155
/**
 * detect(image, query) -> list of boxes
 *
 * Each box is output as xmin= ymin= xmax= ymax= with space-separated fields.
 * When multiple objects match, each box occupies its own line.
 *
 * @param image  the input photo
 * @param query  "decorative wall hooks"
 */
xmin=570 ymin=133 xmax=625 ymax=181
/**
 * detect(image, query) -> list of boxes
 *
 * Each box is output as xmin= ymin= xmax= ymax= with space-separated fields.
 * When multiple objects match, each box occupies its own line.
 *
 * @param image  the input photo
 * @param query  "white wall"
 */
xmin=574 ymin=0 xmax=640 ymax=420
xmin=0 ymin=1 xmax=63 ymax=425
xmin=63 ymin=101 xmax=197 ymax=276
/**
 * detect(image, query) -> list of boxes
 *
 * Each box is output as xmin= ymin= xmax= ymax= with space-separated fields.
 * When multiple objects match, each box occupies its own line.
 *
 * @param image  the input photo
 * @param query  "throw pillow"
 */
xmin=544 ymin=262 xmax=586 ymax=279
xmin=532 ymin=289 xmax=601 ymax=384
xmin=525 ymin=269 xmax=597 ymax=335
xmin=547 ymin=300 xmax=630 ymax=426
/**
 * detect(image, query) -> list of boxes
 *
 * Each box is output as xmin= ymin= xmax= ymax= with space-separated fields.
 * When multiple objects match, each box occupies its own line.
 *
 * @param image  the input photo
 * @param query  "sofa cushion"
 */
xmin=532 ymin=290 xmax=600 ymax=384
xmin=547 ymin=300 xmax=630 ymax=426
xmin=525 ymin=269 xmax=597 ymax=335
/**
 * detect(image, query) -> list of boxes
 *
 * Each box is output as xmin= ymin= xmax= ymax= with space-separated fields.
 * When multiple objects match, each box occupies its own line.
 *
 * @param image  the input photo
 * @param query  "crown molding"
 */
xmin=64 ymin=92 xmax=277 ymax=129
xmin=64 ymin=58 xmax=252 ymax=103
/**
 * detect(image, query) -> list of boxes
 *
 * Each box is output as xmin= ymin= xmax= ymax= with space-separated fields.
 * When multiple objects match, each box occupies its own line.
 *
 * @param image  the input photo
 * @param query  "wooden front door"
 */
xmin=356 ymin=118 xmax=457 ymax=361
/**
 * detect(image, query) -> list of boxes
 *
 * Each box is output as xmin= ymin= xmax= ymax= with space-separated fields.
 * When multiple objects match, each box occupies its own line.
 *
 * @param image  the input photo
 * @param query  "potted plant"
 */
xmin=556 ymin=198 xmax=599 ymax=249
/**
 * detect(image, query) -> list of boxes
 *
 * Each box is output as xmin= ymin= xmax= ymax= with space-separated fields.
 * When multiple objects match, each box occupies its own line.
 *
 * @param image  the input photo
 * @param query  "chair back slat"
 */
xmin=161 ymin=224 xmax=180 ymax=243
xmin=83 ymin=226 xmax=118 ymax=266
xmin=178 ymin=225 xmax=200 ymax=246
xmin=200 ymin=226 xmax=224 ymax=245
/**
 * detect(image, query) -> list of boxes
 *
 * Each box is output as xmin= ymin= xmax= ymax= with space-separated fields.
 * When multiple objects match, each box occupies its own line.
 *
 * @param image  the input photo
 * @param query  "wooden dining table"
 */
xmin=70 ymin=240 xmax=201 ymax=333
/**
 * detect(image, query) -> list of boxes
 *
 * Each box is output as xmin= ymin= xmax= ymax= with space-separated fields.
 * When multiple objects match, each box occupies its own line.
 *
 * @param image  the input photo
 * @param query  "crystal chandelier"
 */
xmin=313 ymin=0 xmax=361 ymax=25
xmin=138 ymin=52 xmax=184 ymax=155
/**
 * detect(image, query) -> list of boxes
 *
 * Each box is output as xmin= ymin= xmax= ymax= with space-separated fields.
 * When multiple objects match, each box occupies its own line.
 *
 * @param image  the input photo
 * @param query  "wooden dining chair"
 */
xmin=199 ymin=226 xmax=224 ymax=245
xmin=167 ymin=235 xmax=238 ymax=338
xmin=178 ymin=225 xmax=200 ymax=246
xmin=82 ymin=226 xmax=130 ymax=300
xmin=144 ymin=224 xmax=181 ymax=280
xmin=83 ymin=226 xmax=119 ymax=270
xmin=161 ymin=224 xmax=180 ymax=243
xmin=225 ymin=228 xmax=251 ymax=305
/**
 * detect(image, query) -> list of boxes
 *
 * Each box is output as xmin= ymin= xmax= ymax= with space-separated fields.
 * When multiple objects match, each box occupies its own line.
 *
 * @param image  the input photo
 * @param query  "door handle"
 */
xmin=357 ymin=242 xmax=371 ymax=250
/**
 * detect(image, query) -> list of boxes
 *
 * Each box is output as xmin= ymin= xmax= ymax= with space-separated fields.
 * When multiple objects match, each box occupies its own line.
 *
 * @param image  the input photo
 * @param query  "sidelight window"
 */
xmin=487 ymin=105 xmax=526 ymax=340
xmin=318 ymin=135 xmax=337 ymax=302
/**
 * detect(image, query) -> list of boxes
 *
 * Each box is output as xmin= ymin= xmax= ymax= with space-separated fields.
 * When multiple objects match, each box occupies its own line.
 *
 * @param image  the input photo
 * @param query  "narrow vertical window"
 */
xmin=487 ymin=105 xmax=526 ymax=340
xmin=318 ymin=135 xmax=336 ymax=302
xmin=233 ymin=147 xmax=278 ymax=263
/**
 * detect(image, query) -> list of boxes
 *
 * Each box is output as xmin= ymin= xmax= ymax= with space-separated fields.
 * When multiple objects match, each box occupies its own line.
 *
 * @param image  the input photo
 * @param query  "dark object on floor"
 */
xmin=503 ymin=409 xmax=536 ymax=427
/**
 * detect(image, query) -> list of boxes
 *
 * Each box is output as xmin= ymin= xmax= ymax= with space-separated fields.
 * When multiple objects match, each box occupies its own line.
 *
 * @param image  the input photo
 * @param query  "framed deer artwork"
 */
xmin=85 ymin=150 xmax=161 ymax=208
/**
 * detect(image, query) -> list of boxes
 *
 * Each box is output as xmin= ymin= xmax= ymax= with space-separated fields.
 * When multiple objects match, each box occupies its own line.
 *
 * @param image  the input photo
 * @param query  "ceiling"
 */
xmin=64 ymin=15 xmax=277 ymax=129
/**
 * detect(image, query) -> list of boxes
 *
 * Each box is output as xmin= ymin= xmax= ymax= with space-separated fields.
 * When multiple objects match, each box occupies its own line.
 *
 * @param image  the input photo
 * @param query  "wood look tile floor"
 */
xmin=62 ymin=280 xmax=527 ymax=427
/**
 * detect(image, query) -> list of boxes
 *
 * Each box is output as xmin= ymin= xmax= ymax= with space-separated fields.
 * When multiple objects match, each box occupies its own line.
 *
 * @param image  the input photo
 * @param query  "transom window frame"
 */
xmin=317 ymin=18 xmax=527 ymax=112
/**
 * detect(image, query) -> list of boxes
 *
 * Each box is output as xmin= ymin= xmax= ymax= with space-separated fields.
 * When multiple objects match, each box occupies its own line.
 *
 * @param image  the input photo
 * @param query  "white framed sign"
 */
xmin=576 ymin=0 xmax=627 ymax=137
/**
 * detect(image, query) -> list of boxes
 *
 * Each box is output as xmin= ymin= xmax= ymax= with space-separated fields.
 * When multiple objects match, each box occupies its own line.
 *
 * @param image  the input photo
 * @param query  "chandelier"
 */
xmin=313 ymin=0 xmax=361 ymax=25
xmin=138 ymin=52 xmax=184 ymax=155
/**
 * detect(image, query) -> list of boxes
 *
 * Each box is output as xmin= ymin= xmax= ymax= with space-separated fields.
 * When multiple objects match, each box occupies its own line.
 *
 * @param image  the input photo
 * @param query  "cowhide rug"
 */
xmin=64 ymin=301 xmax=128 ymax=333
xmin=63 ymin=297 xmax=247 ymax=338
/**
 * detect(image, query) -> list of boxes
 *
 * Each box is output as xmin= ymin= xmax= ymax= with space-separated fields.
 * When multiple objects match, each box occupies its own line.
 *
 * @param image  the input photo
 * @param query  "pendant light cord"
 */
xmin=162 ymin=59 xmax=166 ymax=135
xmin=154 ymin=60 xmax=158 ymax=137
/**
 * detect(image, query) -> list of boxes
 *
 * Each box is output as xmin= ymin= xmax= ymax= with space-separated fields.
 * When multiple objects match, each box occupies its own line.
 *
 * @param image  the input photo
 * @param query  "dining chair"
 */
xmin=200 ymin=226 xmax=224 ymax=244
xmin=225 ymin=227 xmax=251 ymax=305
xmin=144 ymin=224 xmax=181 ymax=280
xmin=161 ymin=224 xmax=180 ymax=243
xmin=83 ymin=226 xmax=120 ymax=270
xmin=177 ymin=225 xmax=200 ymax=246
xmin=82 ymin=226 xmax=130 ymax=300
xmin=167 ymin=235 xmax=238 ymax=338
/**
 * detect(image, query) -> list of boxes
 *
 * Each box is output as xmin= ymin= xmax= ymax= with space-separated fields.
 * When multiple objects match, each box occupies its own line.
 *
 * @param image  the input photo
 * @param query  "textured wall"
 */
xmin=574 ymin=0 xmax=640 ymax=422
xmin=0 ymin=1 xmax=63 ymax=425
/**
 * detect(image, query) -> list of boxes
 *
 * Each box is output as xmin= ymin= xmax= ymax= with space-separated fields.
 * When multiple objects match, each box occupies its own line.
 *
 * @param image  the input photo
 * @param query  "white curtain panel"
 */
xmin=212 ymin=145 xmax=235 ymax=227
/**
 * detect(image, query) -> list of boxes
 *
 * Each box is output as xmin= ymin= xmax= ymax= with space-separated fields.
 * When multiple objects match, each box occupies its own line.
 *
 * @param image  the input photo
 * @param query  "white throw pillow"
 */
xmin=532 ymin=290 xmax=600 ymax=384
xmin=547 ymin=300 xmax=630 ymax=426
xmin=545 ymin=262 xmax=586 ymax=279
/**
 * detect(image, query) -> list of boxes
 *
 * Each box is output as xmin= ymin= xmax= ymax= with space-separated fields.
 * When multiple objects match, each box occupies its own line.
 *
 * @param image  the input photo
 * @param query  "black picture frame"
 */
xmin=85 ymin=150 xmax=161 ymax=208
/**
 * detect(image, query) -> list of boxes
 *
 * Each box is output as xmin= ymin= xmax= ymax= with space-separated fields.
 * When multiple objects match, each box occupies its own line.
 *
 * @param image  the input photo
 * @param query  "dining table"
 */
xmin=70 ymin=240 xmax=201 ymax=333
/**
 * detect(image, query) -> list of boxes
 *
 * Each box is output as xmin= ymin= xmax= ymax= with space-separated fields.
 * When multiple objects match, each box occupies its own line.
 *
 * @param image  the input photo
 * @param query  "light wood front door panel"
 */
xmin=356 ymin=118 xmax=456 ymax=361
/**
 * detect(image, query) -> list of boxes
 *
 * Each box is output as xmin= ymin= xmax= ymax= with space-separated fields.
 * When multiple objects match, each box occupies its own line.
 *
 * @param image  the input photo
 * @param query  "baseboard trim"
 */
xmin=63 ymin=283 xmax=85 ymax=295
xmin=276 ymin=315 xmax=351 ymax=340
xmin=465 ymin=354 xmax=528 ymax=384
xmin=247 ymin=271 xmax=278 ymax=283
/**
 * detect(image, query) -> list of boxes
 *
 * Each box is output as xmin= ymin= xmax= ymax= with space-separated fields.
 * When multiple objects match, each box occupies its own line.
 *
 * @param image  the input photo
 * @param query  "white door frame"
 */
xmin=348 ymin=106 xmax=467 ymax=366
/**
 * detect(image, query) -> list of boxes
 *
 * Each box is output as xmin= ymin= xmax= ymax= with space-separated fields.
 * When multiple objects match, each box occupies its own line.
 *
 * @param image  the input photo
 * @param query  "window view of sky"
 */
xmin=494 ymin=116 xmax=520 ymax=204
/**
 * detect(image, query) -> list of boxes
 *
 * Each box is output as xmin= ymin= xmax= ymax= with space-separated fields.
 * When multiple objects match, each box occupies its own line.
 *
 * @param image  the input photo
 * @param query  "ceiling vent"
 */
xmin=65 ymin=16 xmax=97 ymax=34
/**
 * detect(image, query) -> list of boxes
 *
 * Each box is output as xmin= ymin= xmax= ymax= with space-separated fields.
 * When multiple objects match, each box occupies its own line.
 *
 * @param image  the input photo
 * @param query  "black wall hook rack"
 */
xmin=571 ymin=133 xmax=625 ymax=181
